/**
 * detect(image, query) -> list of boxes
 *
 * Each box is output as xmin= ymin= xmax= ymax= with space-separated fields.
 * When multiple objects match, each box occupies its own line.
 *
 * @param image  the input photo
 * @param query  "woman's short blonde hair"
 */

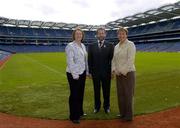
xmin=72 ymin=27 xmax=85 ymax=41
xmin=117 ymin=26 xmax=128 ymax=35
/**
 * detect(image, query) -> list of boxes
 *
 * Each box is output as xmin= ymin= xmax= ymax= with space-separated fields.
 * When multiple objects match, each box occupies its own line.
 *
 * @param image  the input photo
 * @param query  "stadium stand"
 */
xmin=0 ymin=1 xmax=179 ymax=52
xmin=0 ymin=50 xmax=11 ymax=61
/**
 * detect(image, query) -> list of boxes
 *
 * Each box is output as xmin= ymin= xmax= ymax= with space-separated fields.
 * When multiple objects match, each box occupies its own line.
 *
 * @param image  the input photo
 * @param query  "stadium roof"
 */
xmin=0 ymin=1 xmax=180 ymax=31
xmin=107 ymin=1 xmax=180 ymax=28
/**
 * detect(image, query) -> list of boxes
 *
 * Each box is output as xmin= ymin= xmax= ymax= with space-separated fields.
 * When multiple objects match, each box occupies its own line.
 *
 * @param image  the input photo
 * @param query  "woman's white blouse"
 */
xmin=65 ymin=41 xmax=88 ymax=79
xmin=112 ymin=39 xmax=136 ymax=75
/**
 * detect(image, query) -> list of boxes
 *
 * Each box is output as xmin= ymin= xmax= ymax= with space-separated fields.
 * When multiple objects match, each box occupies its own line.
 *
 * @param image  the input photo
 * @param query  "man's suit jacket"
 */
xmin=88 ymin=41 xmax=114 ymax=78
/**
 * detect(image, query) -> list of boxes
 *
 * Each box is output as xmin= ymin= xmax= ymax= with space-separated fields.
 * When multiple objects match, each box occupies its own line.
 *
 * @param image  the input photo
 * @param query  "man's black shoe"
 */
xmin=80 ymin=113 xmax=87 ymax=118
xmin=105 ymin=109 xmax=110 ymax=114
xmin=93 ymin=109 xmax=99 ymax=113
xmin=82 ymin=113 xmax=87 ymax=116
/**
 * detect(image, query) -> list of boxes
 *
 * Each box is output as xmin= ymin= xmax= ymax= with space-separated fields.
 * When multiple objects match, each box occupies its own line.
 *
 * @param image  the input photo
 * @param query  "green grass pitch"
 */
xmin=0 ymin=52 xmax=180 ymax=119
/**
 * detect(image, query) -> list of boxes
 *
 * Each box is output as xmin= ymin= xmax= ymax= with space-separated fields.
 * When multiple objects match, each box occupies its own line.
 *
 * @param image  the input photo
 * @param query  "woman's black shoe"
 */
xmin=116 ymin=114 xmax=124 ymax=118
xmin=81 ymin=113 xmax=87 ymax=116
xmin=71 ymin=120 xmax=80 ymax=124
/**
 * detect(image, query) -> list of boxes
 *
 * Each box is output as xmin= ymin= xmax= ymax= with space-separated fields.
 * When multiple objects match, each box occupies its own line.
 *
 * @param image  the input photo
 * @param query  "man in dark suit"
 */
xmin=88 ymin=28 xmax=114 ymax=114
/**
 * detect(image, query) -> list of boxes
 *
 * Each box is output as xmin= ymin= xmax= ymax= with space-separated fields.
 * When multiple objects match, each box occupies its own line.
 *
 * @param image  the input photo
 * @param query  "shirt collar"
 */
xmin=98 ymin=40 xmax=105 ymax=44
xmin=119 ymin=39 xmax=128 ymax=45
xmin=73 ymin=41 xmax=82 ymax=47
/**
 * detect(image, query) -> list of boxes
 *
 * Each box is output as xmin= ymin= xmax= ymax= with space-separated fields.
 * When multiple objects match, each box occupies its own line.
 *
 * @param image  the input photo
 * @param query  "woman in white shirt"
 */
xmin=112 ymin=27 xmax=136 ymax=121
xmin=65 ymin=28 xmax=88 ymax=124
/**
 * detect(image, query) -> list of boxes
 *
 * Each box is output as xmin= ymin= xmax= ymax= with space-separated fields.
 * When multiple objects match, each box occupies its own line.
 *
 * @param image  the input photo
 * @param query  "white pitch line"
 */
xmin=24 ymin=55 xmax=65 ymax=76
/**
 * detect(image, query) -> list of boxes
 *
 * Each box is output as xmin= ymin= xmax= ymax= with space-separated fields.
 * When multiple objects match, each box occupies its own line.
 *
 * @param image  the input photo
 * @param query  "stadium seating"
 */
xmin=0 ymin=18 xmax=179 ymax=52
xmin=136 ymin=42 xmax=180 ymax=52
xmin=0 ymin=50 xmax=11 ymax=61
xmin=0 ymin=44 xmax=65 ymax=53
